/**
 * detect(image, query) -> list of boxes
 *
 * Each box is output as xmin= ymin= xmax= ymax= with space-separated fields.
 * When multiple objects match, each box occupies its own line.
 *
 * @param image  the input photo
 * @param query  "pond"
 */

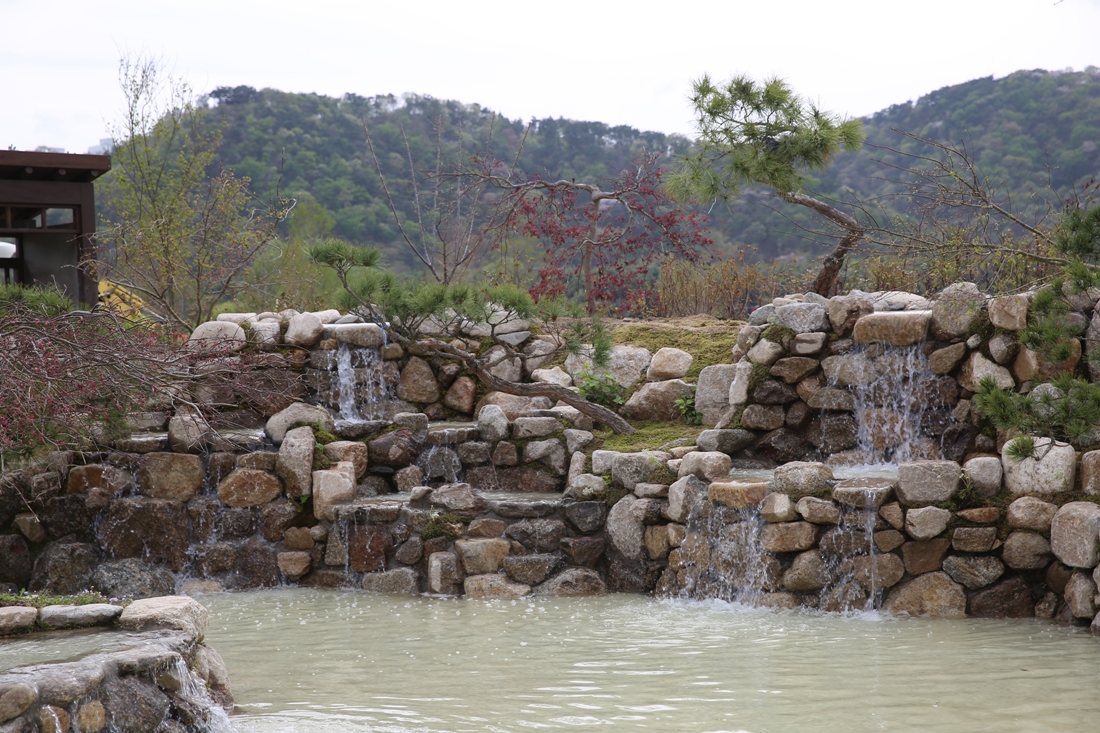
xmin=202 ymin=588 xmax=1100 ymax=732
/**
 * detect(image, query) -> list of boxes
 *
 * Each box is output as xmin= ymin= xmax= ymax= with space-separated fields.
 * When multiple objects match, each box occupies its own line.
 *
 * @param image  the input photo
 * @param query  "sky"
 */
xmin=3 ymin=0 xmax=1099 ymax=153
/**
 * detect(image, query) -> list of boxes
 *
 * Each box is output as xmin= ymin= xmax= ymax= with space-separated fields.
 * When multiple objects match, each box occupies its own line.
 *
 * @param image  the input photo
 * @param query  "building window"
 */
xmin=0 ymin=236 xmax=19 ymax=285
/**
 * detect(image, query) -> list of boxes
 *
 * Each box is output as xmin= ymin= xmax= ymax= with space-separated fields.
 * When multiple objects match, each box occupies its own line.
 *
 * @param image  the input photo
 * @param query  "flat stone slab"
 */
xmin=38 ymin=604 xmax=124 ymax=629
xmin=118 ymin=596 xmax=210 ymax=640
xmin=852 ymin=310 xmax=931 ymax=346
xmin=832 ymin=478 xmax=895 ymax=508
xmin=0 ymin=606 xmax=38 ymax=635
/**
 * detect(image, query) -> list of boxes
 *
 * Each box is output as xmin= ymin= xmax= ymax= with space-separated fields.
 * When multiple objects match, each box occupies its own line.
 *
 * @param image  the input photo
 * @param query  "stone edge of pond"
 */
xmin=0 ymin=595 xmax=232 ymax=733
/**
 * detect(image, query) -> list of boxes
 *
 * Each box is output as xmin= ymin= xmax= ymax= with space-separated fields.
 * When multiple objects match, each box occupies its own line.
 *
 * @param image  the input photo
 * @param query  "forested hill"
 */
xmin=208 ymin=68 xmax=1100 ymax=272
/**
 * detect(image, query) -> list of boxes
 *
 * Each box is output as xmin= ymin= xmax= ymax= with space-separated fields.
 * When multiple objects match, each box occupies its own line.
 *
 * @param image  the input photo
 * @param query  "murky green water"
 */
xmin=201 ymin=588 xmax=1100 ymax=732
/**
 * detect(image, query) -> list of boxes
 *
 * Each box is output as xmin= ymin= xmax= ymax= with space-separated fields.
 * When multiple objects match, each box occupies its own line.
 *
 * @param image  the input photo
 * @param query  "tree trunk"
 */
xmin=471 ymin=363 xmax=636 ymax=435
xmin=583 ymin=201 xmax=599 ymax=314
xmin=782 ymin=192 xmax=864 ymax=297
xmin=405 ymin=339 xmax=635 ymax=434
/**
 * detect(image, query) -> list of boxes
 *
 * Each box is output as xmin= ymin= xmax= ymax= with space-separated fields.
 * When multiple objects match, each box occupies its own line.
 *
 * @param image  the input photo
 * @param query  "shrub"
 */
xmin=575 ymin=369 xmax=626 ymax=409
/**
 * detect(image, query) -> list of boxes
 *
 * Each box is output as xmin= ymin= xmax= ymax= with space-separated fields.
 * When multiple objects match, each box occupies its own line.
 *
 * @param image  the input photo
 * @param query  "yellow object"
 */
xmin=97 ymin=279 xmax=161 ymax=321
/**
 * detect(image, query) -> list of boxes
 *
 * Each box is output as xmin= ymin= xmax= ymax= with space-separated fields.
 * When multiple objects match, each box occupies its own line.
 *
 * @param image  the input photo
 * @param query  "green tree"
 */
xmin=974 ymin=200 xmax=1100 ymax=448
xmin=669 ymin=74 xmax=865 ymax=294
xmin=93 ymin=57 xmax=290 ymax=331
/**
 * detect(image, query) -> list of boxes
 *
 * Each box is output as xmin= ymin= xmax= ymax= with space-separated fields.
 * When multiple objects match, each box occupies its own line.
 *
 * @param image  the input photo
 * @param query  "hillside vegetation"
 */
xmin=206 ymin=68 xmax=1100 ymax=282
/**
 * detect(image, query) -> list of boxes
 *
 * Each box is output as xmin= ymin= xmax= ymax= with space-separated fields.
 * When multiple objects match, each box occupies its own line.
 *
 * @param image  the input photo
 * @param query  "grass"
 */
xmin=610 ymin=316 xmax=742 ymax=382
xmin=592 ymin=421 xmax=705 ymax=454
xmin=421 ymin=513 xmax=473 ymax=541
xmin=0 ymin=590 xmax=117 ymax=609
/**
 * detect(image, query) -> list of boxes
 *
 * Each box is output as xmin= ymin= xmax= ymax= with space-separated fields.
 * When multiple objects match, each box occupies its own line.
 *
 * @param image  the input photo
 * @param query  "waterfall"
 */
xmin=335 ymin=343 xmax=360 ymax=421
xmin=846 ymin=344 xmax=955 ymax=466
xmin=330 ymin=343 xmax=393 ymax=421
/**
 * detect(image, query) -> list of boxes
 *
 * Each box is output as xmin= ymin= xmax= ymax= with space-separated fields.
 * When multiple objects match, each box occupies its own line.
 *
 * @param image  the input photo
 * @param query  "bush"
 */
xmin=575 ymin=369 xmax=626 ymax=409
xmin=655 ymin=248 xmax=798 ymax=320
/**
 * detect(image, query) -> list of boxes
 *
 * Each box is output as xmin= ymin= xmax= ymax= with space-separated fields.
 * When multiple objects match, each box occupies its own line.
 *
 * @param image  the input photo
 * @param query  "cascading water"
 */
xmin=845 ymin=343 xmax=958 ymax=466
xmin=335 ymin=342 xmax=360 ymax=421
xmin=330 ymin=342 xmax=394 ymax=421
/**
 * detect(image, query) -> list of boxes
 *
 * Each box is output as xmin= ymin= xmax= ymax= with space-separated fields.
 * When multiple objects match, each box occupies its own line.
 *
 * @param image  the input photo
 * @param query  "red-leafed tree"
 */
xmin=460 ymin=152 xmax=714 ymax=314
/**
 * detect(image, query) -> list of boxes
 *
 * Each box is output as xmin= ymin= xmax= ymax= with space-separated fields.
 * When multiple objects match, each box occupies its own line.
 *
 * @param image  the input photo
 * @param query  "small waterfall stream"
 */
xmin=845 ymin=343 xmax=958 ymax=466
xmin=329 ymin=342 xmax=395 ymax=422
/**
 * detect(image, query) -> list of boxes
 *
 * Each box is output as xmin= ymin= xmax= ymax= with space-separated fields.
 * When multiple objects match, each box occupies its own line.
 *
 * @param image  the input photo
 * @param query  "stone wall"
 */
xmin=0 ymin=596 xmax=232 ymax=733
xmin=0 ymin=402 xmax=618 ymax=601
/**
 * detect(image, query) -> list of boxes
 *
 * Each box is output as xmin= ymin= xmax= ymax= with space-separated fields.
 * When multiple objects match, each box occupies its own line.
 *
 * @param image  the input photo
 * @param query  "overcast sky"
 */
xmin=3 ymin=0 xmax=1099 ymax=153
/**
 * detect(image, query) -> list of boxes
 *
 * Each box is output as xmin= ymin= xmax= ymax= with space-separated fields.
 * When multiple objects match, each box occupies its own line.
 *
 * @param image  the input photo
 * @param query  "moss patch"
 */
xmin=760 ymin=323 xmax=795 ymax=343
xmin=421 ymin=513 xmax=473 ymax=541
xmin=610 ymin=317 xmax=741 ymax=382
xmin=592 ymin=421 xmax=704 ymax=454
xmin=0 ymin=591 xmax=116 ymax=609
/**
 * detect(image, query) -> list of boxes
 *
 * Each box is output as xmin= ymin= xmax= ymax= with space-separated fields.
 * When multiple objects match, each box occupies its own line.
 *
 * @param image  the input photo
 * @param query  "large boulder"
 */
xmin=1001 ymin=438 xmax=1075 ymax=496
xmin=905 ymin=506 xmax=951 ymax=540
xmin=709 ymin=480 xmax=768 ymax=509
xmin=988 ymin=293 xmax=1029 ymax=330
xmin=696 ymin=429 xmax=755 ymax=455
xmin=962 ymin=456 xmax=1003 ymax=498
xmin=475 ymin=392 xmax=553 ymax=420
xmin=760 ymin=522 xmax=817 ymax=553
xmin=0 ymin=530 xmax=32 ymax=581
xmin=265 ymin=402 xmax=335 ymax=444
xmin=1050 ymin=502 xmax=1100 ymax=568
xmin=677 ymin=451 xmax=731 ymax=482
xmin=647 ymin=348 xmax=693 ymax=381
xmin=167 ymin=406 xmax=210 ymax=453
xmin=217 ymin=469 xmax=283 ymax=507
xmin=852 ymin=311 xmax=931 ymax=346
xmin=368 ymin=428 xmax=422 ymax=467
xmin=821 ymin=353 xmax=876 ymax=388
xmin=136 ymin=453 xmax=203 ymax=502
xmin=782 ymin=550 xmax=834 ymax=592
xmin=397 ymin=356 xmax=440 ymax=403
xmin=931 ymin=282 xmax=985 ymax=340
xmin=430 ymin=484 xmax=490 ymax=514
xmin=772 ymin=461 xmax=833 ymax=499
xmin=969 ymin=576 xmax=1034 ymax=618
xmin=188 ymin=321 xmax=247 ymax=352
xmin=455 ymin=538 xmax=511 ymax=575
xmin=312 ymin=468 xmax=355 ymax=521
xmin=1001 ymin=531 xmax=1052 ymax=570
xmin=91 ymin=559 xmax=176 ymax=599
xmin=957 ymin=352 xmax=1014 ymax=392
xmin=828 ymin=293 xmax=874 ymax=335
xmin=361 ymin=567 xmax=419 ymax=594
xmin=695 ymin=364 xmax=739 ymax=425
xmin=118 ymin=595 xmax=210 ymax=639
xmin=565 ymin=344 xmax=652 ymax=389
xmin=284 ymin=312 xmax=324 ymax=347
xmin=1063 ymin=571 xmax=1098 ymax=618
xmin=464 ymin=574 xmax=531 ymax=599
xmin=942 ymin=555 xmax=1004 ymax=590
xmin=535 ymin=568 xmax=606 ymax=596
xmin=774 ymin=303 xmax=828 ymax=333
xmin=276 ymin=426 xmax=316 ymax=498
xmin=612 ymin=452 xmax=664 ymax=489
xmin=28 ymin=541 xmax=98 ymax=594
xmin=664 ymin=475 xmax=708 ymax=523
xmin=753 ymin=428 xmax=811 ymax=463
xmin=477 ymin=404 xmax=510 ymax=442
xmin=605 ymin=495 xmax=646 ymax=560
xmin=896 ymin=461 xmax=960 ymax=505
xmin=98 ymin=498 xmax=190 ymax=571
xmin=619 ymin=380 xmax=694 ymax=421
xmin=883 ymin=571 xmax=967 ymax=617
xmin=1006 ymin=496 xmax=1058 ymax=531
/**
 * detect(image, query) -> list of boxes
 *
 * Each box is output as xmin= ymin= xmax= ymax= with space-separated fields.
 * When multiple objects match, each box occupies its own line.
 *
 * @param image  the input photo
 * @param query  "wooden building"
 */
xmin=0 ymin=150 xmax=111 ymax=305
